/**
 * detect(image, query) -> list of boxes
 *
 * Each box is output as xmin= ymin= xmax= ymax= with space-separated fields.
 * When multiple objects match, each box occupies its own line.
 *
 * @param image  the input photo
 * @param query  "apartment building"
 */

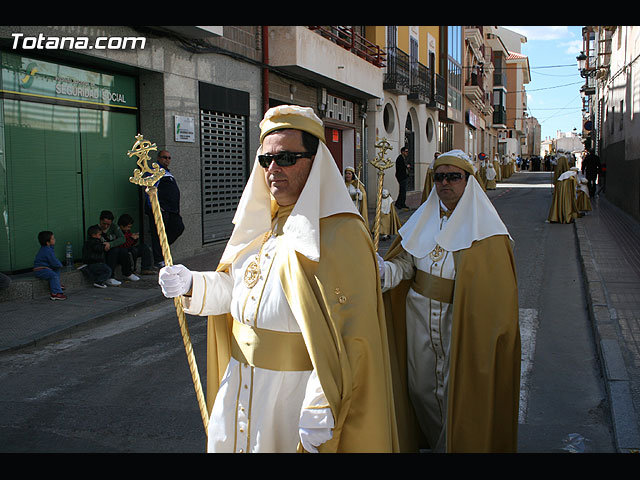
xmin=495 ymin=26 xmax=530 ymax=160
xmin=364 ymin=26 xmax=445 ymax=201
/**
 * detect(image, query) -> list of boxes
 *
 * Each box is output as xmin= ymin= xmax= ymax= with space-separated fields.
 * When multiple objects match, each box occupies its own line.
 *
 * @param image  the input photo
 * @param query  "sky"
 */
xmin=502 ymin=26 xmax=585 ymax=141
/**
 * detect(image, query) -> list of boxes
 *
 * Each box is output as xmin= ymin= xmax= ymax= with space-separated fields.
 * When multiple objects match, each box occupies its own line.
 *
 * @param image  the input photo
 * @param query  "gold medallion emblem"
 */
xmin=429 ymin=244 xmax=445 ymax=263
xmin=243 ymin=230 xmax=273 ymax=288
xmin=243 ymin=260 xmax=260 ymax=288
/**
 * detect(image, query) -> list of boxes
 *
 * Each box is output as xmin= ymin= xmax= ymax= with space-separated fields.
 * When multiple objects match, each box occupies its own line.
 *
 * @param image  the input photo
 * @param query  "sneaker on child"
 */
xmin=93 ymin=282 xmax=107 ymax=289
xmin=126 ymin=273 xmax=140 ymax=282
xmin=105 ymin=278 xmax=121 ymax=286
xmin=50 ymin=293 xmax=67 ymax=301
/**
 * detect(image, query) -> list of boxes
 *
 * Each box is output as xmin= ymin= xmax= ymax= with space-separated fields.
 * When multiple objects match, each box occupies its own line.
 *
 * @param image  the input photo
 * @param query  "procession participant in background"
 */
xmin=547 ymin=167 xmax=580 ymax=224
xmin=421 ymin=152 xmax=438 ymax=204
xmin=379 ymin=149 xmax=520 ymax=453
xmin=494 ymin=155 xmax=503 ymax=183
xmin=344 ymin=166 xmax=370 ymax=230
xmin=484 ymin=159 xmax=497 ymax=190
xmin=159 ymin=105 xmax=399 ymax=453
xmin=379 ymin=188 xmax=401 ymax=241
xmin=553 ymin=153 xmax=570 ymax=184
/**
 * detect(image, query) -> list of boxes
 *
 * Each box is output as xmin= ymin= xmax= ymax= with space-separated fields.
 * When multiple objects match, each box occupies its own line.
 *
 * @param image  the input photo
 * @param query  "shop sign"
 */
xmin=1 ymin=52 xmax=136 ymax=109
xmin=175 ymin=115 xmax=195 ymax=142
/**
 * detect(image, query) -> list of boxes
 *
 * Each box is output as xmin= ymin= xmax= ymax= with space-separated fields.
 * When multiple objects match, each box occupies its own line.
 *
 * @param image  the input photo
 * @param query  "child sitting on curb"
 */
xmin=82 ymin=225 xmax=112 ymax=288
xmin=33 ymin=231 xmax=66 ymax=301
xmin=117 ymin=213 xmax=156 ymax=275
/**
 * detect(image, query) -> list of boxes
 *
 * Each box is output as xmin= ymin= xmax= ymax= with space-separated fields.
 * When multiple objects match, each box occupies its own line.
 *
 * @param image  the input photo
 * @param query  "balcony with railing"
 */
xmin=307 ymin=26 xmax=386 ymax=68
xmin=384 ymin=46 xmax=410 ymax=95
xmin=464 ymin=65 xmax=485 ymax=105
xmin=408 ymin=60 xmax=431 ymax=104
xmin=432 ymin=73 xmax=446 ymax=110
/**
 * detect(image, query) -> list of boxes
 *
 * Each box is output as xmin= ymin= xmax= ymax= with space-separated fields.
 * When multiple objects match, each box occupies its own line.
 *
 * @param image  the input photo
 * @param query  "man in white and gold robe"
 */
xmin=159 ymin=105 xmax=399 ymax=453
xmin=379 ymin=150 xmax=520 ymax=453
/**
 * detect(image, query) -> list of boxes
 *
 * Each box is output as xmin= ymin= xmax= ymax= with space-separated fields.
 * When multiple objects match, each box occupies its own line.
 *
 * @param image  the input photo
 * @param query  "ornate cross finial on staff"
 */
xmin=127 ymin=134 xmax=209 ymax=434
xmin=128 ymin=134 xmax=165 ymax=187
xmin=370 ymin=137 xmax=394 ymax=252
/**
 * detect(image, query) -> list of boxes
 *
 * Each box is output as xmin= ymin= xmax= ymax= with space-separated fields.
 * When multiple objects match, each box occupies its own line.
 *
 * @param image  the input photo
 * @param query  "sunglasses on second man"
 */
xmin=258 ymin=151 xmax=314 ymax=168
xmin=434 ymin=172 xmax=466 ymax=183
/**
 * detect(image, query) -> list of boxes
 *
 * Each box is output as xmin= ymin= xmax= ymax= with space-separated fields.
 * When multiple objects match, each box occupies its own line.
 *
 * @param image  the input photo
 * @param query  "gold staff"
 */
xmin=369 ymin=137 xmax=394 ymax=252
xmin=128 ymin=134 xmax=209 ymax=433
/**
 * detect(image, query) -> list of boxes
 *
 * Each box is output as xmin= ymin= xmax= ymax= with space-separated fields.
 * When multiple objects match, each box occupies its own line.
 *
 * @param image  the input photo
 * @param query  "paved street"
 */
xmin=2 ymin=168 xmax=638 ymax=453
xmin=488 ymin=171 xmax=615 ymax=452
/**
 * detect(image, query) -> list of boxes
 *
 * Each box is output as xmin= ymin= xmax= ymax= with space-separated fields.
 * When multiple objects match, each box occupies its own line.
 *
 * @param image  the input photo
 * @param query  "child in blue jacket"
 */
xmin=33 ymin=231 xmax=66 ymax=300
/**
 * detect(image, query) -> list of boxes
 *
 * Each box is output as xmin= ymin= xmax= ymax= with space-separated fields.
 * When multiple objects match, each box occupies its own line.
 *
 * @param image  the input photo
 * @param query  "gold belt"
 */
xmin=411 ymin=269 xmax=455 ymax=304
xmin=231 ymin=320 xmax=313 ymax=372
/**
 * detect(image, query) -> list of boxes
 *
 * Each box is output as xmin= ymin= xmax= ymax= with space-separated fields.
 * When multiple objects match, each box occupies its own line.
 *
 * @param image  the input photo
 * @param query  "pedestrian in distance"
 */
xmin=158 ymin=105 xmax=399 ymax=453
xmin=82 ymin=224 xmax=112 ymax=288
xmin=145 ymin=149 xmax=184 ymax=269
xmin=33 ymin=230 xmax=66 ymax=301
xmin=581 ymin=149 xmax=601 ymax=198
xmin=395 ymin=146 xmax=410 ymax=210
xmin=379 ymin=149 xmax=521 ymax=453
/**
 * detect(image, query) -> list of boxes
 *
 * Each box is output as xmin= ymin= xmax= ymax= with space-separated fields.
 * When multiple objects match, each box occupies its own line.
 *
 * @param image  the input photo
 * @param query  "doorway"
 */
xmin=2 ymin=99 xmax=138 ymax=271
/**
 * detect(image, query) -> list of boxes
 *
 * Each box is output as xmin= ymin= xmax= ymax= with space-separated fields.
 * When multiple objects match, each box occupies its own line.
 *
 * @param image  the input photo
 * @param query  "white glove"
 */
xmin=376 ymin=253 xmax=385 ymax=281
xmin=299 ymin=427 xmax=333 ymax=453
xmin=158 ymin=264 xmax=193 ymax=298
xmin=355 ymin=189 xmax=363 ymax=200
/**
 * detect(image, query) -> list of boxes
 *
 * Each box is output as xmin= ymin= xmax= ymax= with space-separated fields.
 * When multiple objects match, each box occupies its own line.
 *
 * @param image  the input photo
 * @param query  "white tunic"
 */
xmin=382 ymin=212 xmax=454 ymax=451
xmin=183 ymin=230 xmax=331 ymax=453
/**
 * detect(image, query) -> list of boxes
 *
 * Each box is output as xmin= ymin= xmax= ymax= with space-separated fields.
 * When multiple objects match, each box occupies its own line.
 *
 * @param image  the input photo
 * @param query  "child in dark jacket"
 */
xmin=82 ymin=225 xmax=112 ymax=288
xmin=33 ymin=231 xmax=66 ymax=301
xmin=117 ymin=213 xmax=155 ymax=275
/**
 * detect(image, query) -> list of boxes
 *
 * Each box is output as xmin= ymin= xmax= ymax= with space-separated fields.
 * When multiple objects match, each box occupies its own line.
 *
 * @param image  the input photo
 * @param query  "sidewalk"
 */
xmin=0 ymin=243 xmax=227 ymax=353
xmin=574 ymin=194 xmax=640 ymax=453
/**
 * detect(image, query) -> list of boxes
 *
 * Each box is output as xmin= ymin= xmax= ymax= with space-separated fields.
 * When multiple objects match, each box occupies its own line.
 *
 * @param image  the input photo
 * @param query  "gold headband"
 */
xmin=433 ymin=153 xmax=475 ymax=175
xmin=259 ymin=106 xmax=326 ymax=144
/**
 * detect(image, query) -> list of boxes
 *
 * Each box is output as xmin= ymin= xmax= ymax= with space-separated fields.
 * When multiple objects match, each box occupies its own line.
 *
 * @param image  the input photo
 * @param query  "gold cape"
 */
xmin=383 ymin=233 xmax=521 ymax=453
xmin=205 ymin=213 xmax=399 ymax=452
xmin=577 ymin=188 xmax=592 ymax=212
xmin=547 ymin=176 xmax=579 ymax=223
xmin=421 ymin=169 xmax=434 ymax=204
xmin=380 ymin=201 xmax=402 ymax=236
xmin=493 ymin=160 xmax=502 ymax=182
xmin=553 ymin=156 xmax=570 ymax=183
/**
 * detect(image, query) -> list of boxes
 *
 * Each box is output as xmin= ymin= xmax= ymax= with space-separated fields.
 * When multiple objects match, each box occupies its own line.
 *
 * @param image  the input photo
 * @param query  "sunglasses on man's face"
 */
xmin=434 ymin=172 xmax=465 ymax=183
xmin=258 ymin=151 xmax=314 ymax=168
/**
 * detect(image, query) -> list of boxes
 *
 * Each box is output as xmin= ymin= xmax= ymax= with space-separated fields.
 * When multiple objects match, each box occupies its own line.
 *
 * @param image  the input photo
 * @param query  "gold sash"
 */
xmin=231 ymin=320 xmax=313 ymax=371
xmin=411 ymin=269 xmax=455 ymax=304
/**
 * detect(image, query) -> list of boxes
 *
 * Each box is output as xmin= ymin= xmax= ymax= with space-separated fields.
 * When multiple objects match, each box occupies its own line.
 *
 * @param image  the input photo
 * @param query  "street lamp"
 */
xmin=576 ymin=51 xmax=587 ymax=76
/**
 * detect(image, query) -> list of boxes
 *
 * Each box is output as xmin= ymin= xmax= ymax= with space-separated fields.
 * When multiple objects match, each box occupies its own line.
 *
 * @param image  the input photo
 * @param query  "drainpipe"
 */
xmin=262 ymin=26 xmax=269 ymax=115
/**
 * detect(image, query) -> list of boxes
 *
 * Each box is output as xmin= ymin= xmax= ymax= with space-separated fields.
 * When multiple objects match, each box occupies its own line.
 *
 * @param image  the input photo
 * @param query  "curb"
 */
xmin=0 ymin=290 xmax=167 ymax=354
xmin=574 ymin=219 xmax=640 ymax=453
